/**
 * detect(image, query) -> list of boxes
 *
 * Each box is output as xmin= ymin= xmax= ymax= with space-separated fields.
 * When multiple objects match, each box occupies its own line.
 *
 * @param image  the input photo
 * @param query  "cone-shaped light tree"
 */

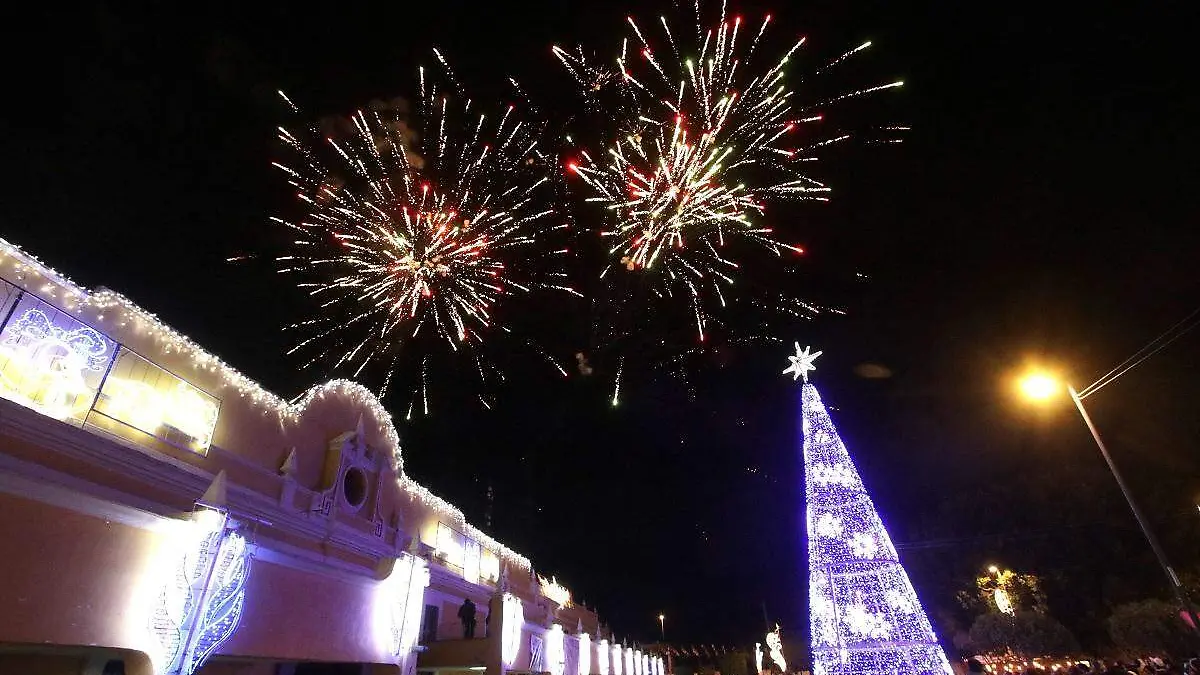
xmin=785 ymin=344 xmax=953 ymax=675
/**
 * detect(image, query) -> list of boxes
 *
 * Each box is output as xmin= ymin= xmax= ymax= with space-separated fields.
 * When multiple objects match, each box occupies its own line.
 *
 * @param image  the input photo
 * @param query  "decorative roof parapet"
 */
xmin=0 ymin=236 xmax=532 ymax=572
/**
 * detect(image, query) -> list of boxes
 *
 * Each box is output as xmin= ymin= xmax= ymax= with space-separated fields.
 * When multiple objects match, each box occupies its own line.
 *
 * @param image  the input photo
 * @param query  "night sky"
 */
xmin=5 ymin=0 xmax=1199 ymax=651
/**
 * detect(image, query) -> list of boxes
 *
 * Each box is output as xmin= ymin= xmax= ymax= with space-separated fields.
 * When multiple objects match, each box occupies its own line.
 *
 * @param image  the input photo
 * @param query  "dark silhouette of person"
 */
xmin=458 ymin=598 xmax=477 ymax=639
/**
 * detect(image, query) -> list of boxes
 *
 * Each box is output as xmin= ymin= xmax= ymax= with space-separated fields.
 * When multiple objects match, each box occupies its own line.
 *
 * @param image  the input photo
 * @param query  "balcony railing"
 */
xmin=0 ymin=279 xmax=220 ymax=455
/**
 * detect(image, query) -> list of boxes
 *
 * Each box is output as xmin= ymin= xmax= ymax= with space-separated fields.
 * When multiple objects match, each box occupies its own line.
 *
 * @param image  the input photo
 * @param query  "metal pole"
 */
xmin=1068 ymin=386 xmax=1200 ymax=633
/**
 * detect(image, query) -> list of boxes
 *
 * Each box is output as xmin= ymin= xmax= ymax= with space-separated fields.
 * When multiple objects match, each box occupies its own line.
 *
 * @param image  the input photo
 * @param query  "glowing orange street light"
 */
xmin=1013 ymin=367 xmax=1200 ymax=633
xmin=1017 ymin=372 xmax=1061 ymax=401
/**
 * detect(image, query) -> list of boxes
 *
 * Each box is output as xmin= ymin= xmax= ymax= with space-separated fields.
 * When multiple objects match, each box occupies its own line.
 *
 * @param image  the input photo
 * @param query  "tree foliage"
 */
xmin=967 ymin=611 xmax=1078 ymax=658
xmin=1107 ymin=599 xmax=1194 ymax=658
xmin=958 ymin=568 xmax=1047 ymax=615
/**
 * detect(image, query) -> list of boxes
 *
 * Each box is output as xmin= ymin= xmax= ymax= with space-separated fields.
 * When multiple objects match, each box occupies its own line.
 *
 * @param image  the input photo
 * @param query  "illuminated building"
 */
xmin=0 ymin=237 xmax=635 ymax=675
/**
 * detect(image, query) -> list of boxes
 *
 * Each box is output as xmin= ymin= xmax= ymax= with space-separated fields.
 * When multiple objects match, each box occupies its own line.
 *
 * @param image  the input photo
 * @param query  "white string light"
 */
xmin=0 ymin=237 xmax=532 ymax=571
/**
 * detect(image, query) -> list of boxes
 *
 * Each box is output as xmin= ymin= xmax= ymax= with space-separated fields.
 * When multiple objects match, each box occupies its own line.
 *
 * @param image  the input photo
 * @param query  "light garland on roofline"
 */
xmin=0 ymin=236 xmax=532 ymax=572
xmin=401 ymin=477 xmax=531 ymax=570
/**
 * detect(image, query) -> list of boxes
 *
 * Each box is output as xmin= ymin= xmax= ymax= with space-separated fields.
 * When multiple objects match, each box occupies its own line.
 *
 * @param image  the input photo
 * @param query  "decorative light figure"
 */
xmin=755 ymin=642 xmax=763 ymax=673
xmin=765 ymin=627 xmax=786 ymax=672
xmin=148 ymin=507 xmax=253 ymax=675
xmin=791 ymin=346 xmax=952 ymax=675
xmin=993 ymin=588 xmax=1015 ymax=616
xmin=0 ymin=305 xmax=115 ymax=420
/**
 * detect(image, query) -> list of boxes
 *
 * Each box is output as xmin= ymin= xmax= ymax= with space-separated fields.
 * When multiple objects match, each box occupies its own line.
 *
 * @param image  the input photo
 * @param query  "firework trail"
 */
xmin=272 ymin=54 xmax=576 ymax=415
xmin=553 ymin=2 xmax=903 ymax=404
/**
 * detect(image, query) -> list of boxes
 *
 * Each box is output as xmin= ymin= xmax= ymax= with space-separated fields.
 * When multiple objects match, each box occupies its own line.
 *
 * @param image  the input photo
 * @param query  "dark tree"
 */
xmin=966 ymin=611 xmax=1078 ymax=658
xmin=1107 ymin=599 xmax=1195 ymax=658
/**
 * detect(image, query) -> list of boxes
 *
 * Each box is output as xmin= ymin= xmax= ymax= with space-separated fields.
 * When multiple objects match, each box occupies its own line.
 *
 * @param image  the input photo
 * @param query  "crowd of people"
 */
xmin=965 ymin=656 xmax=1200 ymax=674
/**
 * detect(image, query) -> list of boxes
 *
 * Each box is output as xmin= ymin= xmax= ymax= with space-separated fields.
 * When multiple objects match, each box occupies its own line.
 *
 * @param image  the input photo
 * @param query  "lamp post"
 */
xmin=658 ymin=614 xmax=671 ymax=675
xmin=1016 ymin=371 xmax=1200 ymax=632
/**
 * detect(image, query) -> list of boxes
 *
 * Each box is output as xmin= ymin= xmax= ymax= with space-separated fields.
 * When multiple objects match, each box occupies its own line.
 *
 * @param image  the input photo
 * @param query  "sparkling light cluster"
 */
xmin=556 ymin=6 xmax=903 ymax=342
xmin=801 ymin=383 xmax=952 ymax=675
xmin=0 ymin=237 xmax=533 ymax=573
xmin=539 ymin=574 xmax=572 ymax=607
xmin=273 ymin=55 xmax=575 ymax=415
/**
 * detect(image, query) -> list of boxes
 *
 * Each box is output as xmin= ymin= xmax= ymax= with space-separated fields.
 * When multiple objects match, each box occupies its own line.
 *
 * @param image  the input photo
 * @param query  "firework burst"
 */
xmin=272 ymin=55 xmax=575 ymax=415
xmin=554 ymin=2 xmax=903 ymax=402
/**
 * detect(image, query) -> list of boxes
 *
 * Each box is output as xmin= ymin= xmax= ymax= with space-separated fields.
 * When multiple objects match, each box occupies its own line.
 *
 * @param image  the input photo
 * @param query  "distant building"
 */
xmin=0 ymin=237 xmax=663 ymax=675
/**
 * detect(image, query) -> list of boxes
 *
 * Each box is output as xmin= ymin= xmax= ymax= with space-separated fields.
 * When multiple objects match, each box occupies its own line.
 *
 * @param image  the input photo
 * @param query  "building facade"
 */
xmin=0 ymin=238 xmax=665 ymax=675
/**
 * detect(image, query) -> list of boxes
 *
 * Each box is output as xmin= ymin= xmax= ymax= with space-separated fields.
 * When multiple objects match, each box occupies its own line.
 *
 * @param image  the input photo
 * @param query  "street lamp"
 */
xmin=1018 ymin=373 xmax=1059 ymax=401
xmin=658 ymin=615 xmax=672 ymax=675
xmin=1015 ymin=370 xmax=1200 ymax=630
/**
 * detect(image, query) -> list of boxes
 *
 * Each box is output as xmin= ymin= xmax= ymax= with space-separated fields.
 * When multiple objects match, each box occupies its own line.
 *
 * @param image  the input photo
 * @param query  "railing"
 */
xmin=0 ymin=279 xmax=221 ymax=455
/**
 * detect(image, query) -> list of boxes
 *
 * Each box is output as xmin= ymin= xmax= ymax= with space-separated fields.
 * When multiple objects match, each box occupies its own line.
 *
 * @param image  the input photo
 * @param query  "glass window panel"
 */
xmin=436 ymin=522 xmax=466 ymax=570
xmin=463 ymin=538 xmax=481 ymax=584
xmin=480 ymin=548 xmax=500 ymax=584
xmin=93 ymin=348 xmax=220 ymax=453
xmin=436 ymin=522 xmax=488 ymax=584
xmin=0 ymin=294 xmax=116 ymax=425
xmin=0 ymin=279 xmax=20 ymax=318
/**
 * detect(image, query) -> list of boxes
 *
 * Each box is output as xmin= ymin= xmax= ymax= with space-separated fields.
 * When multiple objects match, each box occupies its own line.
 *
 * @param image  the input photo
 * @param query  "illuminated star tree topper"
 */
xmin=784 ymin=343 xmax=822 ymax=382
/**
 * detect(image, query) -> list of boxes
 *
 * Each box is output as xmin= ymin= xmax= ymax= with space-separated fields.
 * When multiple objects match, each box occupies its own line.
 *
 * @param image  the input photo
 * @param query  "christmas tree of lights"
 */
xmin=785 ymin=344 xmax=953 ymax=675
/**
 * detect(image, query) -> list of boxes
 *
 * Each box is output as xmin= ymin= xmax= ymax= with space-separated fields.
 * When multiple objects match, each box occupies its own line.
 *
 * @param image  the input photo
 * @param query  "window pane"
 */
xmin=0 ymin=294 xmax=116 ymax=425
xmin=93 ymin=348 xmax=220 ymax=453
